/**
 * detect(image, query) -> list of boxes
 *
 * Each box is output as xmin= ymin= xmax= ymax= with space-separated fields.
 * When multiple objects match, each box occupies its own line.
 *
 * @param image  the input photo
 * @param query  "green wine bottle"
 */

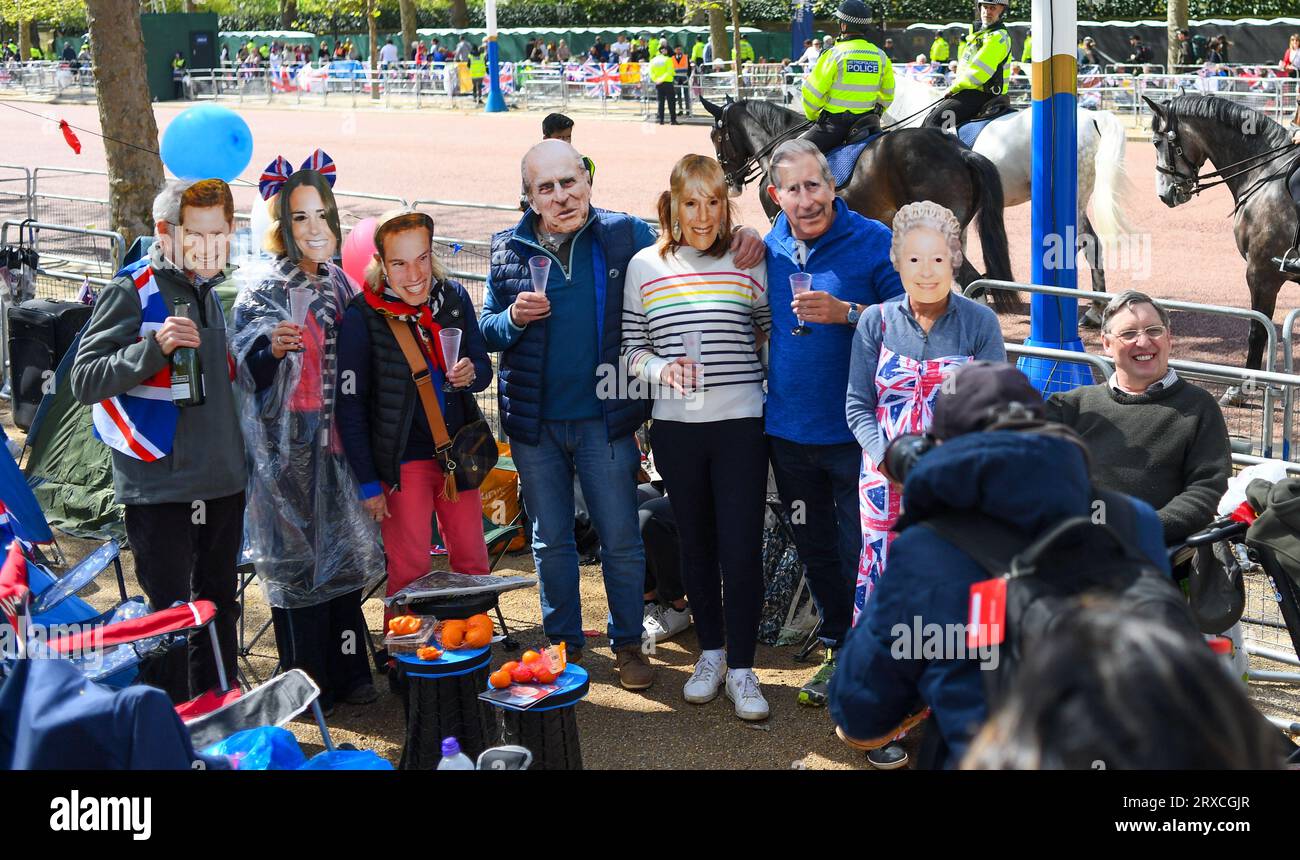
xmin=170 ymin=299 xmax=205 ymax=408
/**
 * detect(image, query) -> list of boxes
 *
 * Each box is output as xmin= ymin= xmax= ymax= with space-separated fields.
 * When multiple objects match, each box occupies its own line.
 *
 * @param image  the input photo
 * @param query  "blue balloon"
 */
xmin=160 ymin=104 xmax=253 ymax=183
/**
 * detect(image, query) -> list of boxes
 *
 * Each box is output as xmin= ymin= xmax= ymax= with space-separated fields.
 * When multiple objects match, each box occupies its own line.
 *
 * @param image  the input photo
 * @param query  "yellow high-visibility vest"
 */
xmin=801 ymin=38 xmax=895 ymax=121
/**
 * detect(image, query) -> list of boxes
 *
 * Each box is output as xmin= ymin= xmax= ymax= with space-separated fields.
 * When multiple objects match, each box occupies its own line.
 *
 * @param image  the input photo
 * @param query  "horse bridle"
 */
xmin=713 ymin=99 xmax=811 ymax=189
xmin=1153 ymin=105 xmax=1298 ymax=200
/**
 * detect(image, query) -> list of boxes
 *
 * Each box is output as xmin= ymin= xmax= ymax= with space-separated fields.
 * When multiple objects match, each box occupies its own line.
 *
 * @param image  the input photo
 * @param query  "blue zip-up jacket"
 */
xmin=481 ymin=208 xmax=655 ymax=446
xmin=764 ymin=197 xmax=904 ymax=446
xmin=828 ymin=431 xmax=1170 ymax=768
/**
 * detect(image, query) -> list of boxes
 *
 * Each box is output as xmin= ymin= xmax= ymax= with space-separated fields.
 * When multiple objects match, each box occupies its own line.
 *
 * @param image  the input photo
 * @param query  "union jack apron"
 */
xmin=853 ymin=326 xmax=971 ymax=625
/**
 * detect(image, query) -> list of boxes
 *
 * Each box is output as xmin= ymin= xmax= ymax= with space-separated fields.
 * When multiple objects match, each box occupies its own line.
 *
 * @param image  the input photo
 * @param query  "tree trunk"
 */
xmin=280 ymin=0 xmax=298 ymax=30
xmin=450 ymin=0 xmax=469 ymax=30
xmin=1167 ymin=0 xmax=1188 ymax=72
xmin=85 ymin=0 xmax=165 ymax=249
xmin=184 ymin=1 xmax=198 ymax=12
xmin=18 ymin=20 xmax=31 ymax=61
xmin=707 ymin=5 xmax=727 ymax=71
xmin=368 ymin=0 xmax=380 ymax=100
xmin=729 ymin=0 xmax=742 ymax=95
xmin=399 ymin=0 xmax=418 ymax=61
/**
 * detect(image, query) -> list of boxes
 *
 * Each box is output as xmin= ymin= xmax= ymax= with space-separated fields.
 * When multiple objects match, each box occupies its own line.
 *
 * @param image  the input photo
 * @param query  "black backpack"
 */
xmin=921 ymin=491 xmax=1199 ymax=704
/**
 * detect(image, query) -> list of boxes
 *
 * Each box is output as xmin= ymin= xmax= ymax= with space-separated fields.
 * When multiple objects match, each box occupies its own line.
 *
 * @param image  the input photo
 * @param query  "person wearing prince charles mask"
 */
xmin=231 ymin=150 xmax=384 ymax=711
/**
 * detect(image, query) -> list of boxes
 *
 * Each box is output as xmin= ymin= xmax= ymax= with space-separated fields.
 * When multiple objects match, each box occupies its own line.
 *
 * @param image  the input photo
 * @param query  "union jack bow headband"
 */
xmin=258 ymin=149 xmax=337 ymax=200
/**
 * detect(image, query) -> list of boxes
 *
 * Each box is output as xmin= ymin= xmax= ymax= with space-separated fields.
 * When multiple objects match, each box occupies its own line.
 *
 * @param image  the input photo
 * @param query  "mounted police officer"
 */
xmin=922 ymin=0 xmax=1012 ymax=130
xmin=799 ymin=0 xmax=895 ymax=155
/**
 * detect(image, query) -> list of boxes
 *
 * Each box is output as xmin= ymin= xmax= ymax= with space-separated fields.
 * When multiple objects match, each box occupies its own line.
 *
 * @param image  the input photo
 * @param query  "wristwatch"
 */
xmin=846 ymin=302 xmax=861 ymax=326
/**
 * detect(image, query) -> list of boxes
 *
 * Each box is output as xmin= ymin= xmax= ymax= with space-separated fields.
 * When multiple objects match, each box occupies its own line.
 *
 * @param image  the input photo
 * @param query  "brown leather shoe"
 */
xmin=567 ymin=646 xmax=583 ymax=665
xmin=614 ymin=644 xmax=654 ymax=690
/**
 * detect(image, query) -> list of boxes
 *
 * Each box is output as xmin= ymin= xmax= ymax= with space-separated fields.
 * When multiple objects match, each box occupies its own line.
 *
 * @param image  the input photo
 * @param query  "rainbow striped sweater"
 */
xmin=621 ymin=245 xmax=771 ymax=423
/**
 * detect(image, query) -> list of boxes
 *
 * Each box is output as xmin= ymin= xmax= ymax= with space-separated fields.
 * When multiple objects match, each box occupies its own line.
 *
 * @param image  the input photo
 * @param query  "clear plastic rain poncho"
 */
xmin=230 ymin=255 xmax=384 ymax=609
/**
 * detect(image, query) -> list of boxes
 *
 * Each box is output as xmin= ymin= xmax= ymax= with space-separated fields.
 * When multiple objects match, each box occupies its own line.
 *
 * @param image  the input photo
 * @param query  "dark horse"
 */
xmin=700 ymin=96 xmax=1018 ymax=313
xmin=1145 ymin=93 xmax=1300 ymax=382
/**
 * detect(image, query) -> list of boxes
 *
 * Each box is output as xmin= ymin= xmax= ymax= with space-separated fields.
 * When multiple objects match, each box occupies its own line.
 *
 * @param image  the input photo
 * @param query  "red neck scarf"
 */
xmin=363 ymin=284 xmax=447 ymax=371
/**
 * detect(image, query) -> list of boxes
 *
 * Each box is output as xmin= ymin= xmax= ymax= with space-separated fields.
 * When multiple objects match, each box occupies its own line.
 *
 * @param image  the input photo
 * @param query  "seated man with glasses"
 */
xmin=1045 ymin=289 xmax=1232 ymax=546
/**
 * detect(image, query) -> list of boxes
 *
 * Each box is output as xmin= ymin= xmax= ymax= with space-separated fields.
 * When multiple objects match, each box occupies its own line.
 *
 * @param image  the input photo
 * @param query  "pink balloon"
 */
xmin=342 ymin=218 xmax=378 ymax=289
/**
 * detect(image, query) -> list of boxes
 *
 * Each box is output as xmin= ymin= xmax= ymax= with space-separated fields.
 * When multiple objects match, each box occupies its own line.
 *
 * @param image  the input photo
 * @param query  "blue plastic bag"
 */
xmin=203 ymin=726 xmax=307 ymax=770
xmin=300 ymin=749 xmax=394 ymax=770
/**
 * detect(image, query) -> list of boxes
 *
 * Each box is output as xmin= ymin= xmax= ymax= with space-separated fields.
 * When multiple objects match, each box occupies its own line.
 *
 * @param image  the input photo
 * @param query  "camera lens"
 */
xmin=881 ymin=434 xmax=934 ymax=484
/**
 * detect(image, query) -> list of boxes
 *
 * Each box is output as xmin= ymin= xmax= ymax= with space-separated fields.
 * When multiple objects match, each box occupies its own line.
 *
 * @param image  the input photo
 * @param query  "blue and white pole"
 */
xmin=484 ymin=0 xmax=507 ymax=113
xmin=1018 ymin=0 xmax=1089 ymax=393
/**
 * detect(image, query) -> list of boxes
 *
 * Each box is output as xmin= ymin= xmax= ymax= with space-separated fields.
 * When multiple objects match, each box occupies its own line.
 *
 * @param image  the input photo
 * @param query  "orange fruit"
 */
xmin=389 ymin=615 xmax=419 ymax=635
xmin=467 ymin=613 xmax=493 ymax=633
xmin=416 ymin=645 xmax=443 ymax=661
xmin=501 ymin=661 xmax=519 ymax=673
xmin=489 ymin=669 xmax=511 ymax=689
xmin=441 ymin=619 xmax=467 ymax=648
xmin=521 ymin=650 xmax=542 ymax=664
xmin=533 ymin=667 xmax=556 ymax=684
xmin=465 ymin=626 xmax=492 ymax=648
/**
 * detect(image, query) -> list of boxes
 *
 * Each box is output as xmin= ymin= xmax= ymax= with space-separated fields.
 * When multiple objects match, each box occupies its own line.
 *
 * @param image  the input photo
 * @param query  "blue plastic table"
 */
xmin=394 ymin=645 xmax=499 ymax=768
xmin=482 ymin=664 xmax=589 ymax=770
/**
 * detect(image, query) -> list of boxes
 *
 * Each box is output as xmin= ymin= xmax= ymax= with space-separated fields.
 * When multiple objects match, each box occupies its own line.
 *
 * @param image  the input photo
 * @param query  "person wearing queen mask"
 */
xmin=231 ymin=151 xmax=385 ymax=712
xmin=843 ymin=200 xmax=1004 ymax=768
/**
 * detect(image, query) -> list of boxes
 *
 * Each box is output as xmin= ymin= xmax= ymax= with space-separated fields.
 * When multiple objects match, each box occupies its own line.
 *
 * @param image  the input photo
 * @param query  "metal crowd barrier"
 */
xmin=968 ymin=279 xmax=1290 ymax=459
xmin=1 ymin=218 xmax=124 ymax=279
xmin=0 ymin=164 xmax=32 ymax=222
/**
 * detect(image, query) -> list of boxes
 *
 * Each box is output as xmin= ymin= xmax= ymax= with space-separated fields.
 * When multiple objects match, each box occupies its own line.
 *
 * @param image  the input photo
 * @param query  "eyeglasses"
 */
xmin=1110 ymin=325 xmax=1167 ymax=343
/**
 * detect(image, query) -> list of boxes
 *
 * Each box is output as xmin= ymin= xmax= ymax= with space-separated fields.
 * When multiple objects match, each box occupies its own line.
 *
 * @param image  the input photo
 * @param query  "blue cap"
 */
xmin=441 ymin=737 xmax=462 ymax=756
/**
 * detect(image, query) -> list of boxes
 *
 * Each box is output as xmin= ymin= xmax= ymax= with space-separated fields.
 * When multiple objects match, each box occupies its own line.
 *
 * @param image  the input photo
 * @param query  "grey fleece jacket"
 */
xmin=70 ymin=255 xmax=247 ymax=506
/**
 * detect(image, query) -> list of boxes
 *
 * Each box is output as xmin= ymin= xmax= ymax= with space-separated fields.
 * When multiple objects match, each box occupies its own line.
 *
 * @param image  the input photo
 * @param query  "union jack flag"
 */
xmin=853 ymin=346 xmax=972 ymax=624
xmin=499 ymin=61 xmax=514 ymax=94
xmin=582 ymin=62 xmax=621 ymax=98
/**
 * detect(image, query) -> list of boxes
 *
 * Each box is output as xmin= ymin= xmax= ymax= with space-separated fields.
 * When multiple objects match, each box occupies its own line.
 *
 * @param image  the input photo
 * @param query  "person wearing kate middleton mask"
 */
xmin=231 ymin=151 xmax=384 ymax=712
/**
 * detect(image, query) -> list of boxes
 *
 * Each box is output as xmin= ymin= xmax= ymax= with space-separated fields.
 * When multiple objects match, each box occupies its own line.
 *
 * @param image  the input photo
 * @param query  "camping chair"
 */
xmin=1 ymin=541 xmax=239 ymax=718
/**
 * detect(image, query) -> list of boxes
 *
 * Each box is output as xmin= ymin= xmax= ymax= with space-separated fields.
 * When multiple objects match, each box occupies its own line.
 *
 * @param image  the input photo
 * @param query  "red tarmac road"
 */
xmin=10 ymin=100 xmax=1300 ymax=366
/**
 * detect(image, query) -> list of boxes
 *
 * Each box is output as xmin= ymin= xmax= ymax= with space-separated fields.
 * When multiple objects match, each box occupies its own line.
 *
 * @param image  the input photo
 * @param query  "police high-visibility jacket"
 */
xmin=1021 ymin=33 xmax=1032 ymax=64
xmin=649 ymin=54 xmax=676 ymax=84
xmin=950 ymin=20 xmax=1011 ymax=95
xmin=732 ymin=40 xmax=755 ymax=63
xmin=691 ymin=41 xmax=706 ymax=62
xmin=801 ymin=38 xmax=894 ymax=121
xmin=929 ymin=35 xmax=950 ymax=63
xmin=470 ymin=54 xmax=486 ymax=77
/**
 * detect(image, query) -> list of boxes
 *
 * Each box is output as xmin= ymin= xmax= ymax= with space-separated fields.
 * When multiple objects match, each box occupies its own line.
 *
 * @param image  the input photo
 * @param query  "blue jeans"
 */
xmin=511 ymin=419 xmax=645 ymax=652
xmin=767 ymin=435 xmax=863 ymax=651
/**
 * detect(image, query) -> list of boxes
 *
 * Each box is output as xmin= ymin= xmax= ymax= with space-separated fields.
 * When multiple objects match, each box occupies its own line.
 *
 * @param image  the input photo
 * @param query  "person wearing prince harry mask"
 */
xmin=72 ymin=178 xmax=246 ymax=703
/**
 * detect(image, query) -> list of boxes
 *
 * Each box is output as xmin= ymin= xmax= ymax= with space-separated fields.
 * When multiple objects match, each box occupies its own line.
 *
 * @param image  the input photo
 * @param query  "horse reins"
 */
xmin=716 ymin=101 xmax=812 ymax=188
xmin=715 ymin=94 xmax=949 ymax=189
xmin=1155 ymin=109 xmax=1299 ymax=199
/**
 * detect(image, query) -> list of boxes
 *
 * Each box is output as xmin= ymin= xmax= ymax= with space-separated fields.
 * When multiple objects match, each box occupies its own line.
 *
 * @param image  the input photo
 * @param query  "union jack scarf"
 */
xmin=91 ymin=259 xmax=180 ymax=462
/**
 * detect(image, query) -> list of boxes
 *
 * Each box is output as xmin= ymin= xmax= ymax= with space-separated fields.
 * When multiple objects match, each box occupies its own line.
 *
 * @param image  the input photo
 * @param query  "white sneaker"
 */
xmin=683 ymin=653 xmax=726 ymax=704
xmin=725 ymin=669 xmax=770 ymax=721
xmin=642 ymin=602 xmax=692 ymax=643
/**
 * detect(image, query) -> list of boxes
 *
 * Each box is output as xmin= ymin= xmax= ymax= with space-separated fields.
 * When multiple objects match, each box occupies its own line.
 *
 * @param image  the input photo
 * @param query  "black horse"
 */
xmin=700 ymin=96 xmax=1018 ymax=313
xmin=1145 ymin=93 xmax=1300 ymax=381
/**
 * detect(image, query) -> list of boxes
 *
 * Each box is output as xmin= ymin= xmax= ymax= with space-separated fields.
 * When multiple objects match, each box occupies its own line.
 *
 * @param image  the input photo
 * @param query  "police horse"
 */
xmin=886 ymin=74 xmax=1135 ymax=322
xmin=1145 ymin=93 xmax=1300 ymax=399
xmin=700 ymin=95 xmax=1018 ymax=313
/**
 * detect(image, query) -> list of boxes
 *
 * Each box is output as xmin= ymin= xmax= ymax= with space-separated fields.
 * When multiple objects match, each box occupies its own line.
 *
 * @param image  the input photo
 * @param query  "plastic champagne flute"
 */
xmin=680 ymin=331 xmax=703 ymax=391
xmin=790 ymin=272 xmax=812 ymax=336
xmin=439 ymin=327 xmax=462 ymax=392
xmin=528 ymin=255 xmax=551 ymax=297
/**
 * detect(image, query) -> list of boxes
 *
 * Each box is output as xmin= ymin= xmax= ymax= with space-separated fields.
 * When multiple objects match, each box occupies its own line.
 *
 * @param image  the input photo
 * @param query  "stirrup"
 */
xmin=1279 ymin=247 xmax=1300 ymax=274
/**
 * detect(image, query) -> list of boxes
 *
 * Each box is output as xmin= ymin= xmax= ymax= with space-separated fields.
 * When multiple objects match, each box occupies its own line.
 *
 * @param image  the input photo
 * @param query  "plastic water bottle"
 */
xmin=436 ymin=737 xmax=474 ymax=770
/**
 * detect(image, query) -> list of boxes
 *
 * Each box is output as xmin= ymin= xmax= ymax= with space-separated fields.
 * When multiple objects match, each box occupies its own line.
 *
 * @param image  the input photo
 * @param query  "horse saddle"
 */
xmin=825 ymin=130 xmax=887 ymax=189
xmin=957 ymin=96 xmax=1018 ymax=149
